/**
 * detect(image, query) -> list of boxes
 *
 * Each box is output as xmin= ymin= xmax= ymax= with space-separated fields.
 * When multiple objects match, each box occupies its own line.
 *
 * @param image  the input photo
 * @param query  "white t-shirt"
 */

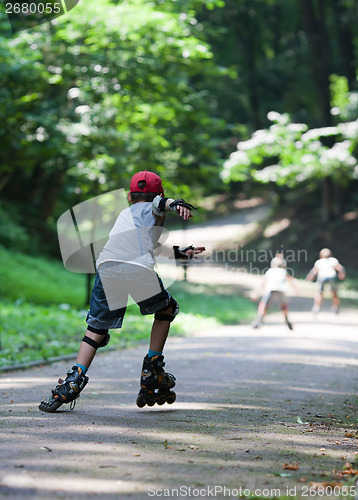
xmin=264 ymin=267 xmax=288 ymax=293
xmin=96 ymin=202 xmax=161 ymax=270
xmin=314 ymin=257 xmax=339 ymax=280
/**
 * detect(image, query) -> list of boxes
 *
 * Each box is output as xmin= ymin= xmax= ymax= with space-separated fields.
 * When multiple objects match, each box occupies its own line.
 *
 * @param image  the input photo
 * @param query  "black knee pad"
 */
xmin=82 ymin=329 xmax=110 ymax=349
xmin=154 ymin=297 xmax=179 ymax=322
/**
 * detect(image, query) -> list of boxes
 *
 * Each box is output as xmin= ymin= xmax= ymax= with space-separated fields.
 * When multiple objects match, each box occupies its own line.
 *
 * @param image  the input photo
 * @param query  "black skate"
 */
xmin=39 ymin=366 xmax=89 ymax=413
xmin=136 ymin=355 xmax=176 ymax=408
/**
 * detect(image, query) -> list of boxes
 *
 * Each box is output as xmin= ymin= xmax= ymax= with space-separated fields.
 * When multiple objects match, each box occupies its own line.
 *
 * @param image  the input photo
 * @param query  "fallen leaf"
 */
xmin=283 ymin=463 xmax=300 ymax=470
xmin=40 ymin=446 xmax=52 ymax=452
xmin=310 ymin=481 xmax=343 ymax=489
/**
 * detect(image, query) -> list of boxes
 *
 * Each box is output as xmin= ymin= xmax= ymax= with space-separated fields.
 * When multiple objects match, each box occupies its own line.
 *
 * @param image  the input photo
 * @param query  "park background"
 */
xmin=0 ymin=0 xmax=357 ymax=368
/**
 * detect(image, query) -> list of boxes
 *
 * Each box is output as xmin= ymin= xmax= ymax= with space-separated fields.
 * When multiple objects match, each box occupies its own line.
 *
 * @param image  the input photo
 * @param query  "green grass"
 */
xmin=0 ymin=245 xmax=255 ymax=369
xmin=0 ymin=245 xmax=87 ymax=307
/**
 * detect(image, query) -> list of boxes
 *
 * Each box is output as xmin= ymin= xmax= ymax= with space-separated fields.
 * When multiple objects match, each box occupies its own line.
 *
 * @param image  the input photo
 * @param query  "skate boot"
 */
xmin=39 ymin=366 xmax=89 ymax=413
xmin=136 ymin=355 xmax=176 ymax=408
xmin=251 ymin=316 xmax=263 ymax=329
xmin=285 ymin=316 xmax=294 ymax=330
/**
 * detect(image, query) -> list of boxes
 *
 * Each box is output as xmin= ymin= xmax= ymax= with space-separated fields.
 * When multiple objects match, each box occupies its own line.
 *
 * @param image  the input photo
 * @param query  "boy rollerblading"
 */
xmin=39 ymin=171 xmax=205 ymax=412
xmin=306 ymin=248 xmax=345 ymax=314
xmin=251 ymin=253 xmax=297 ymax=330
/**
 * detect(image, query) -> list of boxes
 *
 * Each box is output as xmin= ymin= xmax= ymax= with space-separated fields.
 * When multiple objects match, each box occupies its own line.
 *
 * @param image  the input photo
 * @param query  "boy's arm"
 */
xmin=250 ymin=275 xmax=266 ymax=301
xmin=306 ymin=266 xmax=317 ymax=281
xmin=154 ymin=244 xmax=205 ymax=260
xmin=335 ymin=262 xmax=346 ymax=280
xmin=152 ymin=196 xmax=196 ymax=222
xmin=287 ymin=273 xmax=299 ymax=294
xmin=152 ymin=195 xmax=204 ymax=259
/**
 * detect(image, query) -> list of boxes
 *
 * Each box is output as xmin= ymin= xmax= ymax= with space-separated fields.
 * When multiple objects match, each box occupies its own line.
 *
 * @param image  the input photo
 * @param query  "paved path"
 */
xmin=1 ymin=300 xmax=357 ymax=500
xmin=1 ymin=203 xmax=357 ymax=499
xmin=165 ymin=202 xmax=270 ymax=253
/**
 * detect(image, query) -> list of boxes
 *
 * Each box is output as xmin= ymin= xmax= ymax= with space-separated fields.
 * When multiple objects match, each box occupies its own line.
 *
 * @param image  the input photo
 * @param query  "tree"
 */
xmin=0 ymin=0 xmax=226 ymax=224
xmin=221 ymin=109 xmax=358 ymax=221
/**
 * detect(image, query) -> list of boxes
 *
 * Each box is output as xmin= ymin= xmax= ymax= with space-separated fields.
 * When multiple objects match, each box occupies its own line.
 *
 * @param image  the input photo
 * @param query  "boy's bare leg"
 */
xmin=281 ymin=303 xmax=293 ymax=330
xmin=147 ymin=303 xmax=174 ymax=352
xmin=313 ymin=292 xmax=323 ymax=313
xmin=76 ymin=330 xmax=106 ymax=368
xmin=332 ymin=290 xmax=340 ymax=312
xmin=149 ymin=310 xmax=171 ymax=352
xmin=251 ymin=298 xmax=267 ymax=329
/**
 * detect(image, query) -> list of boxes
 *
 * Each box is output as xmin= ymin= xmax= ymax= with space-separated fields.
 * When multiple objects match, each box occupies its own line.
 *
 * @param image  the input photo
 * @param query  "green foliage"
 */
xmin=222 ymin=111 xmax=358 ymax=188
xmin=1 ymin=0 xmax=358 ymax=258
xmin=0 ymin=245 xmax=87 ymax=306
xmin=0 ymin=0 xmax=226 ymax=224
xmin=0 ymin=301 xmax=86 ymax=367
xmin=0 ymin=202 xmax=31 ymax=251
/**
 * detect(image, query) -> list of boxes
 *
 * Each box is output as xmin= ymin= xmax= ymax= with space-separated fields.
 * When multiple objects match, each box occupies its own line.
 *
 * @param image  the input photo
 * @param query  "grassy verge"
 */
xmin=0 ymin=246 xmax=255 ymax=369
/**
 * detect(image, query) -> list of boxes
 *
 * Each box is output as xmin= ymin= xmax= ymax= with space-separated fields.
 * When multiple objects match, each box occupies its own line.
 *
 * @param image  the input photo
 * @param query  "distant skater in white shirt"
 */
xmin=251 ymin=254 xmax=297 ymax=330
xmin=306 ymin=248 xmax=345 ymax=314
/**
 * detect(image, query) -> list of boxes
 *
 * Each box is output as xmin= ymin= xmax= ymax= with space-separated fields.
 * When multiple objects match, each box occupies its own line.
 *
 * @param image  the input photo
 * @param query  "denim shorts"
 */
xmin=86 ymin=262 xmax=172 ymax=330
xmin=260 ymin=290 xmax=286 ymax=308
xmin=318 ymin=277 xmax=337 ymax=293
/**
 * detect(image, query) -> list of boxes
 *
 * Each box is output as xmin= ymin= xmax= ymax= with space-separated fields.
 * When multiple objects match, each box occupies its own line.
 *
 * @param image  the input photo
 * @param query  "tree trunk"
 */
xmin=298 ymin=0 xmax=332 ymax=126
xmin=41 ymin=170 xmax=65 ymax=220
xmin=321 ymin=177 xmax=331 ymax=223
xmin=237 ymin=8 xmax=261 ymax=129
xmin=332 ymin=182 xmax=342 ymax=219
xmin=28 ymin=164 xmax=48 ymax=202
xmin=330 ymin=0 xmax=357 ymax=90
xmin=0 ymin=172 xmax=12 ymax=193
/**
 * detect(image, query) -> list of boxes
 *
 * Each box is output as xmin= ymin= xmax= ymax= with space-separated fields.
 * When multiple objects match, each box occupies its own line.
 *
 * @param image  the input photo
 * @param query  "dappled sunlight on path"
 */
xmin=1 ymin=296 xmax=358 ymax=499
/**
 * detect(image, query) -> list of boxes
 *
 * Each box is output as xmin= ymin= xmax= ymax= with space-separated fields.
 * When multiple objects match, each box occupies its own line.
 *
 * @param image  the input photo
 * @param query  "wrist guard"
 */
xmin=173 ymin=245 xmax=194 ymax=260
xmin=168 ymin=199 xmax=197 ymax=213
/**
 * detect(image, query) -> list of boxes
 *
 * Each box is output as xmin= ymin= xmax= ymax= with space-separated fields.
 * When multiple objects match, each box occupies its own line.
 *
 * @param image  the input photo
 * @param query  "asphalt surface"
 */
xmin=1 ymin=298 xmax=357 ymax=500
xmin=1 ymin=205 xmax=357 ymax=500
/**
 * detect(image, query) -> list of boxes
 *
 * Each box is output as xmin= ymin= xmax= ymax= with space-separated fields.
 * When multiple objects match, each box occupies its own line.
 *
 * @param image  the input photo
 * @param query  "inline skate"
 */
xmin=39 ymin=365 xmax=89 ymax=413
xmin=136 ymin=354 xmax=176 ymax=408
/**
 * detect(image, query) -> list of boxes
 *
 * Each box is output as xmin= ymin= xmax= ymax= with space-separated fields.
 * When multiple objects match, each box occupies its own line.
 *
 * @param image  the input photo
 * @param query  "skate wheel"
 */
xmin=147 ymin=400 xmax=155 ymax=407
xmin=136 ymin=394 xmax=146 ymax=408
xmin=166 ymin=392 xmax=176 ymax=405
xmin=38 ymin=396 xmax=63 ymax=413
xmin=156 ymin=400 xmax=165 ymax=406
